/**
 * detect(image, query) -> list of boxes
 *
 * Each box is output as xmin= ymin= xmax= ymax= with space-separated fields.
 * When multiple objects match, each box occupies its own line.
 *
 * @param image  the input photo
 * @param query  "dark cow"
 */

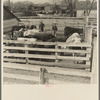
xmin=64 ymin=27 xmax=83 ymax=39
xmin=12 ymin=25 xmax=25 ymax=31
xmin=30 ymin=25 xmax=37 ymax=29
xmin=11 ymin=25 xmax=25 ymax=38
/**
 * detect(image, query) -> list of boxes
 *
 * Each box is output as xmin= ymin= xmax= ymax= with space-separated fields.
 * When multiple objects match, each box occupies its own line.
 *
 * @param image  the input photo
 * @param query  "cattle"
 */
xmin=11 ymin=25 xmax=26 ymax=38
xmin=11 ymin=25 xmax=38 ymax=38
xmin=64 ymin=27 xmax=83 ymax=39
xmin=30 ymin=25 xmax=37 ymax=29
xmin=66 ymin=33 xmax=82 ymax=53
xmin=61 ymin=32 xmax=85 ymax=64
xmin=66 ymin=33 xmax=82 ymax=43
xmin=23 ymin=29 xmax=40 ymax=36
xmin=12 ymin=25 xmax=25 ymax=32
xmin=60 ymin=33 xmax=82 ymax=49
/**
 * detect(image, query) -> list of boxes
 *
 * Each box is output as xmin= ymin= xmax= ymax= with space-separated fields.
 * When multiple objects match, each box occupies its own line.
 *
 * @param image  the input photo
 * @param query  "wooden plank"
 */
xmin=46 ymin=72 xmax=90 ymax=84
xmin=58 ymin=62 xmax=89 ymax=68
xmin=3 ymin=53 xmax=55 ymax=59
xmin=4 ymin=73 xmax=39 ymax=82
xmin=57 ymin=42 xmax=91 ymax=47
xmin=20 ymin=16 xmax=84 ymax=19
xmin=4 ymin=46 xmax=56 ymax=52
xmin=45 ymin=24 xmax=84 ymax=27
xmin=28 ymin=59 xmax=55 ymax=66
xmin=3 ymin=53 xmax=89 ymax=61
xmin=3 ymin=58 xmax=26 ymax=63
xmin=3 ymin=62 xmax=91 ymax=77
xmin=43 ymin=22 xmax=85 ymax=25
xmin=57 ymin=56 xmax=89 ymax=61
xmin=3 ymin=63 xmax=40 ymax=72
xmin=65 ymin=23 xmax=85 ymax=25
xmin=3 ymin=46 xmax=91 ymax=53
xmin=3 ymin=40 xmax=56 ymax=45
xmin=28 ymin=60 xmax=89 ymax=68
xmin=3 ymin=58 xmax=90 ymax=68
xmin=3 ymin=40 xmax=91 ymax=47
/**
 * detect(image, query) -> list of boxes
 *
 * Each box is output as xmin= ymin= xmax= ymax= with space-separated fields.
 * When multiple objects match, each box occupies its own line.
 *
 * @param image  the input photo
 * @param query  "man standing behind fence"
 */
xmin=52 ymin=22 xmax=58 ymax=37
xmin=39 ymin=21 xmax=45 ymax=32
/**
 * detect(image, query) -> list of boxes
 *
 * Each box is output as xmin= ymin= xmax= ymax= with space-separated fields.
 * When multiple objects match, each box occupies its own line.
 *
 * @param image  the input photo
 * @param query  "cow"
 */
xmin=23 ymin=29 xmax=40 ymax=36
xmin=12 ymin=25 xmax=25 ymax=31
xmin=66 ymin=33 xmax=82 ymax=44
xmin=11 ymin=25 xmax=25 ymax=38
xmin=61 ymin=32 xmax=85 ymax=64
xmin=64 ymin=27 xmax=83 ymax=39
xmin=30 ymin=25 xmax=37 ymax=29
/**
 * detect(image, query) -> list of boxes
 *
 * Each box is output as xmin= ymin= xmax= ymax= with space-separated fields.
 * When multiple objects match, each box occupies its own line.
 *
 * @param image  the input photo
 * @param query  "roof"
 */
xmin=3 ymin=6 xmax=21 ymax=22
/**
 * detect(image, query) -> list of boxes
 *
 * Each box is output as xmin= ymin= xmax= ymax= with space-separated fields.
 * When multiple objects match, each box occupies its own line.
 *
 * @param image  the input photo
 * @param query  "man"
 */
xmin=39 ymin=21 xmax=45 ymax=32
xmin=52 ymin=23 xmax=58 ymax=37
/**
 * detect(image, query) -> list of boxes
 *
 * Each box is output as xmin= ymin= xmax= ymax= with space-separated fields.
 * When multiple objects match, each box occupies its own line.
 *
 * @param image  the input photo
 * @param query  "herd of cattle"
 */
xmin=4 ymin=25 xmax=86 ymax=64
xmin=11 ymin=25 xmax=83 ymax=44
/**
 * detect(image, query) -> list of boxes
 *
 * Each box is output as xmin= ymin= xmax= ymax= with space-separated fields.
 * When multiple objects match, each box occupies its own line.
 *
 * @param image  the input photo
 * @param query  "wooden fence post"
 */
xmin=25 ymin=44 xmax=28 ymax=64
xmin=78 ymin=22 xmax=79 ymax=28
xmin=90 ymin=35 xmax=94 ymax=72
xmin=84 ymin=15 xmax=89 ymax=25
xmin=90 ymin=37 xmax=97 ymax=84
xmin=55 ymin=42 xmax=58 ymax=67
xmin=84 ymin=26 xmax=93 ymax=44
xmin=40 ymin=68 xmax=49 ymax=84
xmin=86 ymin=48 xmax=91 ymax=71
xmin=85 ymin=26 xmax=93 ymax=71
xmin=83 ymin=24 xmax=86 ymax=37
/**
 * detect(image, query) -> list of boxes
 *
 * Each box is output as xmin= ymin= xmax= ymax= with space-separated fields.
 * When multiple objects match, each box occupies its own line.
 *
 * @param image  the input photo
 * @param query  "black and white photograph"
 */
xmin=3 ymin=0 xmax=98 ymax=85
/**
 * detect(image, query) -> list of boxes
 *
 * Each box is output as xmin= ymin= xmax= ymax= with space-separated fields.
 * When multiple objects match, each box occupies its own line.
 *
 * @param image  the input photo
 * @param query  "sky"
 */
xmin=3 ymin=0 xmax=97 ymax=4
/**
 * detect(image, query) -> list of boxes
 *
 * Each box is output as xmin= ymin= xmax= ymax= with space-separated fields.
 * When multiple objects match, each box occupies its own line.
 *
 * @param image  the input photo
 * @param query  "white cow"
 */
xmin=66 ymin=33 xmax=82 ymax=43
xmin=61 ymin=33 xmax=82 ymax=49
xmin=64 ymin=33 xmax=84 ymax=64
xmin=23 ymin=29 xmax=40 ymax=36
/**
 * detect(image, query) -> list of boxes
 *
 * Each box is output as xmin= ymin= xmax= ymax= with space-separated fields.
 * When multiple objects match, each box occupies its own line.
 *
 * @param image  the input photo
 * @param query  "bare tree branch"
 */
xmin=88 ymin=0 xmax=95 ymax=15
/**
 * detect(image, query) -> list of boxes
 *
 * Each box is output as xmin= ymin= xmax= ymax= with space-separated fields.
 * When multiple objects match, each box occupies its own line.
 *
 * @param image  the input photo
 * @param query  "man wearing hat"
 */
xmin=39 ymin=21 xmax=45 ymax=32
xmin=52 ymin=22 xmax=58 ymax=37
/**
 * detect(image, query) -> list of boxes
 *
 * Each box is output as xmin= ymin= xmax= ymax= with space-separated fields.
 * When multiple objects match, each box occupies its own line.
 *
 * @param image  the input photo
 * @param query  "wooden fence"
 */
xmin=3 ymin=62 xmax=92 ymax=84
xmin=3 ymin=39 xmax=95 ymax=84
xmin=3 ymin=17 xmax=97 ymax=84
xmin=20 ymin=18 xmax=86 ymax=28
xmin=3 ymin=40 xmax=92 ymax=69
xmin=19 ymin=17 xmax=96 ymax=35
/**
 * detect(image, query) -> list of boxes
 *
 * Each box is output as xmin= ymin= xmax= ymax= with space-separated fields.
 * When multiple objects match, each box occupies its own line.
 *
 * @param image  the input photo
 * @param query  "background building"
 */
xmin=3 ymin=6 xmax=21 ymax=33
